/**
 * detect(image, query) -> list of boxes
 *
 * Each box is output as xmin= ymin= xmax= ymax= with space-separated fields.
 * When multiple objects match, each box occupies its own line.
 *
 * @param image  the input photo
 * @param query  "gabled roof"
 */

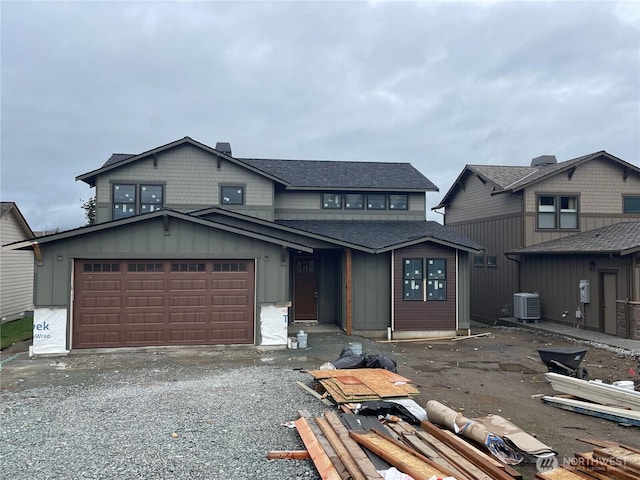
xmin=434 ymin=151 xmax=640 ymax=209
xmin=76 ymin=137 xmax=285 ymax=188
xmin=0 ymin=202 xmax=34 ymax=239
xmin=77 ymin=137 xmax=438 ymax=192
xmin=240 ymin=158 xmax=438 ymax=191
xmin=276 ymin=220 xmax=483 ymax=253
xmin=2 ymin=209 xmax=313 ymax=253
xmin=505 ymin=222 xmax=640 ymax=256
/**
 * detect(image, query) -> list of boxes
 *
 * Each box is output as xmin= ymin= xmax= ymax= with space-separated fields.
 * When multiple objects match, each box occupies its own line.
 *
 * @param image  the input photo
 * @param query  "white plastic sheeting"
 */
xmin=259 ymin=305 xmax=288 ymax=346
xmin=31 ymin=308 xmax=69 ymax=355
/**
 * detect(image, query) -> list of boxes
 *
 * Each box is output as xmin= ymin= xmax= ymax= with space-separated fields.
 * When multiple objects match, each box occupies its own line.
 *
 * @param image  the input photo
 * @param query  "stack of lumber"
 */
xmin=291 ymin=409 xmax=523 ymax=480
xmin=543 ymin=373 xmax=640 ymax=426
xmin=306 ymin=368 xmax=420 ymax=404
xmin=535 ymin=438 xmax=640 ymax=479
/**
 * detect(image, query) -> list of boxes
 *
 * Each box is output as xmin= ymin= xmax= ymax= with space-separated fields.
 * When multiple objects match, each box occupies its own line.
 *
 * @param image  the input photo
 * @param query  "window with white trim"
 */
xmin=537 ymin=194 xmax=578 ymax=230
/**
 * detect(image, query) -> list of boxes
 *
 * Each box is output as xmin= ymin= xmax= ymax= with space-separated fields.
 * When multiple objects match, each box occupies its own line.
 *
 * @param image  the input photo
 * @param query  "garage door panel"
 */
xmin=80 ymin=279 xmax=121 ymax=291
xmin=82 ymin=296 xmax=122 ymax=308
xmin=124 ymin=312 xmax=164 ymax=325
xmin=77 ymin=313 xmax=121 ymax=326
xmin=126 ymin=296 xmax=165 ymax=308
xmin=169 ymin=279 xmax=207 ymax=290
xmin=126 ymin=279 xmax=165 ymax=291
xmin=73 ymin=259 xmax=254 ymax=348
xmin=168 ymin=312 xmax=207 ymax=323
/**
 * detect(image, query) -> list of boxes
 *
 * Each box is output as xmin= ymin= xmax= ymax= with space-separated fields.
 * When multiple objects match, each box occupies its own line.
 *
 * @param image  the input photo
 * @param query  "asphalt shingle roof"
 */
xmin=506 ymin=222 xmax=640 ymax=255
xmin=276 ymin=220 xmax=483 ymax=251
xmin=239 ymin=158 xmax=438 ymax=191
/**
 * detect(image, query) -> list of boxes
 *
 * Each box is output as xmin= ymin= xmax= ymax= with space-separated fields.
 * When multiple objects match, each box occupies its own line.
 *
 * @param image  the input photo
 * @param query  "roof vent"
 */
xmin=531 ymin=155 xmax=557 ymax=167
xmin=215 ymin=142 xmax=232 ymax=156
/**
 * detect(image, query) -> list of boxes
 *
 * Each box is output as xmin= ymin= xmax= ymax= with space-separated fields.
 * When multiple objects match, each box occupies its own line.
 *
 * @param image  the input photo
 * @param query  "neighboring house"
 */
xmin=433 ymin=152 xmax=640 ymax=339
xmin=0 ymin=202 xmax=35 ymax=322
xmin=4 ymin=137 xmax=482 ymax=351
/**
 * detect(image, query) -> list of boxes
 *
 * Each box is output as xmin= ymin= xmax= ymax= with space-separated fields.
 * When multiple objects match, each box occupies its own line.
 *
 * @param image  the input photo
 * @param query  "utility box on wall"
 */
xmin=579 ymin=280 xmax=591 ymax=303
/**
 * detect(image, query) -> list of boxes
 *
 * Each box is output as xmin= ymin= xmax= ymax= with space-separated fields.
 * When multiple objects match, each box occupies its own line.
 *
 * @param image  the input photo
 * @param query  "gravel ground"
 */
xmin=1 ymin=365 xmax=325 ymax=480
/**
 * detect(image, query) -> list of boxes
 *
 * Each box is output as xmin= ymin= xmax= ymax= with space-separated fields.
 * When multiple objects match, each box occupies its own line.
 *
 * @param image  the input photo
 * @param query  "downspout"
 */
xmin=505 ymin=253 xmax=521 ymax=293
xmin=390 ymin=250 xmax=395 ymax=340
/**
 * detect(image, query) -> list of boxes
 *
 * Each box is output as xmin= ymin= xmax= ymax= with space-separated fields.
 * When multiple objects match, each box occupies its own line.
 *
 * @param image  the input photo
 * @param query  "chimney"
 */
xmin=215 ymin=142 xmax=232 ymax=156
xmin=530 ymin=155 xmax=557 ymax=167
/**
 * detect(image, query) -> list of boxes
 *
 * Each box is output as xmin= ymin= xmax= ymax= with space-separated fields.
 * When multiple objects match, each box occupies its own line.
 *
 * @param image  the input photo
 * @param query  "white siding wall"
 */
xmin=1 ymin=212 xmax=34 ymax=320
xmin=95 ymin=144 xmax=274 ymax=222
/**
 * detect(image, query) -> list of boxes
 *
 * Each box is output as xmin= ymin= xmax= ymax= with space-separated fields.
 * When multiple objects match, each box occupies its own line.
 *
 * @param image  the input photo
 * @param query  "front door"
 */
xmin=294 ymin=256 xmax=317 ymax=321
xmin=601 ymin=272 xmax=617 ymax=335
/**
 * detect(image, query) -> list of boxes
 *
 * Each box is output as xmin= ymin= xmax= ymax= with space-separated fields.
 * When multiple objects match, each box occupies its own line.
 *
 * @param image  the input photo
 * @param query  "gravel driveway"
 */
xmin=2 ymin=364 xmax=325 ymax=479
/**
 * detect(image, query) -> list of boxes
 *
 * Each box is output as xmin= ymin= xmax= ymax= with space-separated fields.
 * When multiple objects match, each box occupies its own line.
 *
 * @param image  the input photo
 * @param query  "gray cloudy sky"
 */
xmin=2 ymin=1 xmax=639 ymax=232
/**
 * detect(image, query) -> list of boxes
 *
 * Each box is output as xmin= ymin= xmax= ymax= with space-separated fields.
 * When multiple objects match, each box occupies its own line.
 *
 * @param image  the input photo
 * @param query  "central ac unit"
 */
xmin=513 ymin=293 xmax=540 ymax=321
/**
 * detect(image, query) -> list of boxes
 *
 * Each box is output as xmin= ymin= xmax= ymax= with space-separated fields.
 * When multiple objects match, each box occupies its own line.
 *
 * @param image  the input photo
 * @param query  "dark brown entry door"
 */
xmin=601 ymin=272 xmax=617 ymax=335
xmin=294 ymin=256 xmax=317 ymax=321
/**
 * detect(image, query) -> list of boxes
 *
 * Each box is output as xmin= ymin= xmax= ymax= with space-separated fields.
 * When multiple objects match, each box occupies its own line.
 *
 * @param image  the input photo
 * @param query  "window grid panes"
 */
xmin=322 ymin=193 xmax=342 ymax=209
xmin=427 ymin=258 xmax=446 ymax=301
xmin=538 ymin=195 xmax=579 ymax=230
xmin=113 ymin=184 xmax=137 ymax=220
xmin=403 ymin=258 xmax=423 ymax=300
xmin=623 ymin=196 xmax=640 ymax=214
xmin=389 ymin=194 xmax=408 ymax=210
xmin=367 ymin=194 xmax=386 ymax=210
xmin=140 ymin=185 xmax=163 ymax=213
xmin=213 ymin=262 xmax=247 ymax=272
xmin=221 ymin=186 xmax=244 ymax=205
xmin=344 ymin=194 xmax=364 ymax=210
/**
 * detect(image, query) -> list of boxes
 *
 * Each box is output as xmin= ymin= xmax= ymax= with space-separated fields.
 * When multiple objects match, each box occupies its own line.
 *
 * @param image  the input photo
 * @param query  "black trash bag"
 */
xmin=330 ymin=346 xmax=366 ymax=369
xmin=355 ymin=400 xmax=421 ymax=425
xmin=363 ymin=354 xmax=397 ymax=373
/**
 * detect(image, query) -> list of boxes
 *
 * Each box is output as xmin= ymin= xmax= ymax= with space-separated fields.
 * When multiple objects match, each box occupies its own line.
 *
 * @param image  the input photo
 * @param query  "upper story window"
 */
xmin=389 ymin=194 xmax=408 ymax=210
xmin=537 ymin=194 xmax=578 ymax=230
xmin=221 ymin=186 xmax=244 ymax=205
xmin=345 ymin=194 xmax=364 ymax=210
xmin=623 ymin=195 xmax=640 ymax=214
xmin=367 ymin=194 xmax=386 ymax=210
xmin=113 ymin=183 xmax=163 ymax=220
xmin=322 ymin=193 xmax=342 ymax=209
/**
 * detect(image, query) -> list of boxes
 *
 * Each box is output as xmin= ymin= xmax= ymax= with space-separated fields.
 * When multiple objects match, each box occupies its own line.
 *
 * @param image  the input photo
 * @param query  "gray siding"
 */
xmin=449 ymin=215 xmax=522 ymax=323
xmin=523 ymin=158 xmax=640 ymax=245
xmin=445 ymin=174 xmax=521 ymax=224
xmin=518 ymin=254 xmax=634 ymax=332
xmin=94 ymin=144 xmax=275 ymax=223
xmin=34 ymin=217 xmax=289 ymax=342
xmin=316 ymin=250 xmax=342 ymax=324
xmin=351 ymin=251 xmax=391 ymax=331
xmin=1 ymin=211 xmax=34 ymax=319
xmin=275 ymin=192 xmax=426 ymax=221
xmin=457 ymin=251 xmax=471 ymax=330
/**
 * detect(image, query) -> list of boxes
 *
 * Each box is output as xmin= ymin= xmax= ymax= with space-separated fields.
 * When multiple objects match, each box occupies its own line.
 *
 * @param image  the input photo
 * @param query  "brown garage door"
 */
xmin=73 ymin=259 xmax=255 ymax=348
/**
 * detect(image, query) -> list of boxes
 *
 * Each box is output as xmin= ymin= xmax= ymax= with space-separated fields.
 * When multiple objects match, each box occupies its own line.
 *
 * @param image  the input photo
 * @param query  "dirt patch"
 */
xmin=386 ymin=326 xmax=640 ymax=478
xmin=2 ymin=325 xmax=638 ymax=479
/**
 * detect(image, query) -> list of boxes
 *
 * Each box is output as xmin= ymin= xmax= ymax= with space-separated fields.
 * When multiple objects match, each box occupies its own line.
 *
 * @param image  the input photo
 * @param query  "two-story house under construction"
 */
xmin=7 ymin=137 xmax=482 ymax=352
xmin=434 ymin=151 xmax=640 ymax=339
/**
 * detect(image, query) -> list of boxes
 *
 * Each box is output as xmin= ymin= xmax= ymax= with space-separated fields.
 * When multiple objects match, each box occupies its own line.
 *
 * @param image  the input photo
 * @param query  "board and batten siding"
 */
xmin=393 ymin=243 xmax=457 ymax=332
xmin=522 ymin=158 xmax=640 ymax=246
xmin=449 ymin=215 xmax=522 ymax=323
xmin=274 ymin=191 xmax=427 ymax=221
xmin=351 ymin=251 xmax=391 ymax=332
xmin=34 ymin=217 xmax=289 ymax=342
xmin=444 ymin=173 xmax=522 ymax=224
xmin=94 ymin=144 xmax=275 ymax=223
xmin=1 ymin=212 xmax=34 ymax=320
xmin=517 ymin=254 xmax=634 ymax=332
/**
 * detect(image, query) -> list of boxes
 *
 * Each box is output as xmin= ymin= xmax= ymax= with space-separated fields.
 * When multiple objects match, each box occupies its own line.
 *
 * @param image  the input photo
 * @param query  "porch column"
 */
xmin=346 ymin=247 xmax=352 ymax=335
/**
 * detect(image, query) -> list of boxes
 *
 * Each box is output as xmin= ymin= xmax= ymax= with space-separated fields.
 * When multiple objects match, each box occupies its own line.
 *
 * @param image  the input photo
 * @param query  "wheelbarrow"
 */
xmin=537 ymin=347 xmax=589 ymax=380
